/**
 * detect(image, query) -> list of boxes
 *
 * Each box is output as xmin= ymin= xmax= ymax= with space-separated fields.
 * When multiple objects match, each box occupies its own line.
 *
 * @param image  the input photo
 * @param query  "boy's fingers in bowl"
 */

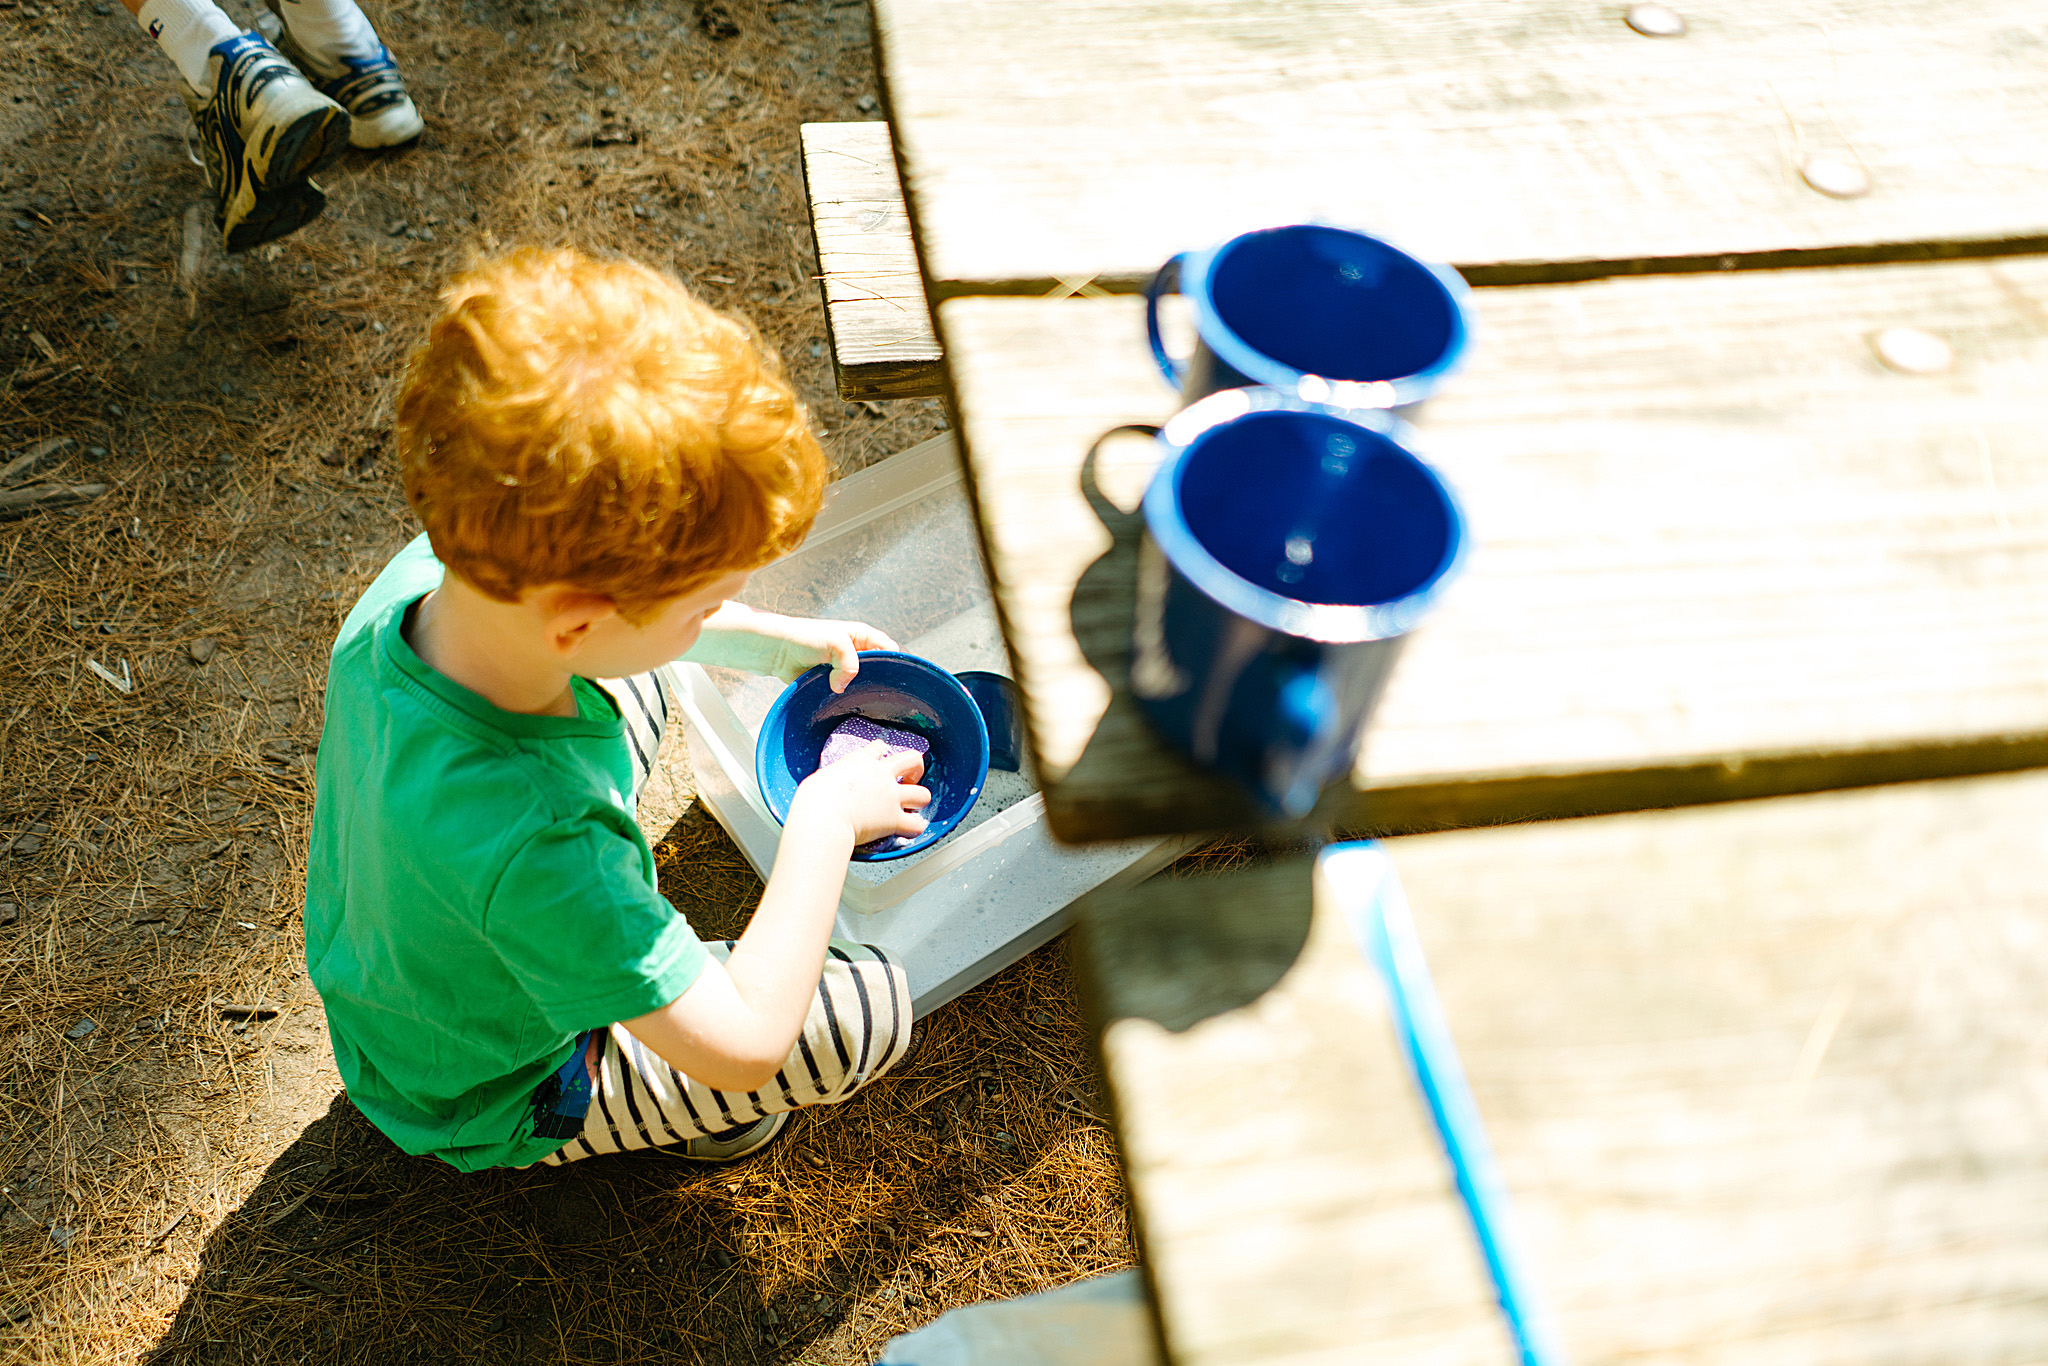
xmin=885 ymin=749 xmax=926 ymax=783
xmin=897 ymin=783 xmax=932 ymax=811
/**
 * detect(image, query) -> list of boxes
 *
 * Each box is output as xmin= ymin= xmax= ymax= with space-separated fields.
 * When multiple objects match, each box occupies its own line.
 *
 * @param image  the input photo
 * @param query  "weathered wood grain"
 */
xmin=938 ymin=255 xmax=2048 ymax=841
xmin=1073 ymin=855 xmax=1506 ymax=1366
xmin=873 ymin=0 xmax=2048 ymax=293
xmin=1387 ymin=769 xmax=2048 ymax=1364
xmin=798 ymin=121 xmax=945 ymax=400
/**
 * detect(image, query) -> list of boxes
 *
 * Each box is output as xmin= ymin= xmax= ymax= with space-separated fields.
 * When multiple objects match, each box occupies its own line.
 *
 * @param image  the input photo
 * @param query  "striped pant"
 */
xmin=532 ymin=673 xmax=913 ymax=1164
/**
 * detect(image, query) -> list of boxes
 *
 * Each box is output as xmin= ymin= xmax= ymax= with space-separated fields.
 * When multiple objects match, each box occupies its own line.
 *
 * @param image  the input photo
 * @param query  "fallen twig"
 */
xmin=0 ymin=482 xmax=108 ymax=520
xmin=0 ymin=437 xmax=75 ymax=486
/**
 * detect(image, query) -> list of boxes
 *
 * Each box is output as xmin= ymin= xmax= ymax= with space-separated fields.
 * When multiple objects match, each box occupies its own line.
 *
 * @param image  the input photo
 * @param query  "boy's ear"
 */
xmin=535 ymin=587 xmax=623 ymax=659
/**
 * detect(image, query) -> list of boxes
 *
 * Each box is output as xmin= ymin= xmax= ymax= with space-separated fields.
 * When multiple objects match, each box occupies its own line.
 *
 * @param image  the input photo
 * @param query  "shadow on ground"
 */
xmin=138 ymin=801 xmax=1135 ymax=1366
xmin=143 ymin=1062 xmax=1005 ymax=1366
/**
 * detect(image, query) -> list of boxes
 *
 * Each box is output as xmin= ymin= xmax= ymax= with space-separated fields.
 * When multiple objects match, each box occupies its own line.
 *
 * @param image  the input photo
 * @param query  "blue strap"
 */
xmin=529 ymin=1030 xmax=600 ymax=1141
xmin=1328 ymin=842 xmax=1569 ymax=1366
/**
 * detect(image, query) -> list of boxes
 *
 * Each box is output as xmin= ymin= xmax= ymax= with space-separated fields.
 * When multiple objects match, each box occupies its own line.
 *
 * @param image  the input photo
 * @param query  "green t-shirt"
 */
xmin=304 ymin=535 xmax=707 ymax=1171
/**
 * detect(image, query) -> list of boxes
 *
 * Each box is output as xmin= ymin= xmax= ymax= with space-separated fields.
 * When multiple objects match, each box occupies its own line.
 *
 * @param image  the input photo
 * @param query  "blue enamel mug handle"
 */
xmin=1144 ymin=255 xmax=1188 ymax=388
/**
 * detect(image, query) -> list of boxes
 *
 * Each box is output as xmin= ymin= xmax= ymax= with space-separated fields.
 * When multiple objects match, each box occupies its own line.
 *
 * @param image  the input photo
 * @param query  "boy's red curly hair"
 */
xmin=397 ymin=248 xmax=827 ymax=621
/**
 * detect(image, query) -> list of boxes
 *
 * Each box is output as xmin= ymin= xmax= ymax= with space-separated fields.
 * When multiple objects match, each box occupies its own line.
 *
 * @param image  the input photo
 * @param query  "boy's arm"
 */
xmin=622 ymin=743 xmax=928 ymax=1092
xmin=682 ymin=601 xmax=898 ymax=693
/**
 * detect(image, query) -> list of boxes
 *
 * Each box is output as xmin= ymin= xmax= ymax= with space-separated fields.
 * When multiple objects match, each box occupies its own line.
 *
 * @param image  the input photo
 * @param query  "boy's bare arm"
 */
xmin=682 ymin=602 xmax=898 ymax=693
xmin=622 ymin=743 xmax=928 ymax=1092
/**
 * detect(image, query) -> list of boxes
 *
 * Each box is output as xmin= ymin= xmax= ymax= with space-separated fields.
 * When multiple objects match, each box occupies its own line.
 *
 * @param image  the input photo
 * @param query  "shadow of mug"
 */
xmin=1084 ymin=389 xmax=1466 ymax=819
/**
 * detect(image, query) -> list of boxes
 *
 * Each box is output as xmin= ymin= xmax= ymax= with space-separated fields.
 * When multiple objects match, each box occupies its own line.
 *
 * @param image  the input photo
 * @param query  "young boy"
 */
xmin=304 ymin=248 xmax=931 ymax=1171
xmin=125 ymin=0 xmax=423 ymax=250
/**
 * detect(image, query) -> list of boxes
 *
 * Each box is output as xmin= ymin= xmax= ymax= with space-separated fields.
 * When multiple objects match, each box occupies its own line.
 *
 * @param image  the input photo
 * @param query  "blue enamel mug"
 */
xmin=1105 ymin=389 xmax=1465 ymax=819
xmin=1146 ymin=224 xmax=1473 ymax=410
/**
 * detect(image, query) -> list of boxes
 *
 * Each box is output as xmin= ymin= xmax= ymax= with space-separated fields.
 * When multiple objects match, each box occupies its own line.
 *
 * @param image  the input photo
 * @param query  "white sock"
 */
xmin=135 ymin=0 xmax=243 ymax=95
xmin=274 ymin=0 xmax=381 ymax=63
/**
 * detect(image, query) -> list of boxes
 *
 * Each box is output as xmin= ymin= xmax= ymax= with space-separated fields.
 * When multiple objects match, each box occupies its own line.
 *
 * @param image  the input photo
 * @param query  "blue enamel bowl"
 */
xmin=755 ymin=650 xmax=991 ymax=862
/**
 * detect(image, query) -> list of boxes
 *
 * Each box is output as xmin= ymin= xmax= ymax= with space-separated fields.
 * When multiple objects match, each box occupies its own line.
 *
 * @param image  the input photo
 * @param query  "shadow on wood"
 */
xmin=1073 ymin=859 xmax=1313 ymax=1035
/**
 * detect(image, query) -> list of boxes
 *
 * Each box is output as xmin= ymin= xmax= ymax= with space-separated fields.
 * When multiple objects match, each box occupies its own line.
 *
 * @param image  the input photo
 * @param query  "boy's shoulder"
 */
xmin=334 ymin=533 xmax=443 ymax=660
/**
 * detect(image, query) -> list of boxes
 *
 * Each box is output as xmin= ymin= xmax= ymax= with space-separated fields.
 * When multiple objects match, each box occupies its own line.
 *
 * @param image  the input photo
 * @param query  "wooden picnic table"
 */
xmin=869 ymin=0 xmax=2048 ymax=845
xmin=854 ymin=0 xmax=2048 ymax=1360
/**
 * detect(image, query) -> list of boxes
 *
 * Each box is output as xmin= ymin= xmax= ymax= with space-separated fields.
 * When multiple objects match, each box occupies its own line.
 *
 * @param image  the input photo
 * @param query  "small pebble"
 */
xmin=855 ymin=93 xmax=880 ymax=114
xmin=9 ymin=834 xmax=42 ymax=857
xmin=187 ymin=637 xmax=219 ymax=665
xmin=48 ymin=1225 xmax=73 ymax=1248
xmin=104 ymin=403 xmax=123 ymax=418
xmin=0 ymin=902 xmax=17 ymax=925
xmin=66 ymin=1018 xmax=96 ymax=1040
xmin=87 ymin=446 xmax=107 ymax=457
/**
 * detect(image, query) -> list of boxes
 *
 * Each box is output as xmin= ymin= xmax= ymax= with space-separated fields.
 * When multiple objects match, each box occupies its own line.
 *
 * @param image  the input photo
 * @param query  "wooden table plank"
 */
xmin=940 ymin=255 xmax=2048 ymax=841
xmin=1080 ymin=771 xmax=2048 ymax=1364
xmin=798 ymin=121 xmax=945 ymax=399
xmin=873 ymin=0 xmax=2048 ymax=294
xmin=1073 ymin=855 xmax=1507 ymax=1365
xmin=1386 ymin=769 xmax=2048 ymax=1363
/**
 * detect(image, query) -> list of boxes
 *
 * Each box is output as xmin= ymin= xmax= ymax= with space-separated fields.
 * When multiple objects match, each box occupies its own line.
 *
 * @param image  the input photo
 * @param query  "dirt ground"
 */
xmin=0 ymin=1 xmax=1142 ymax=1361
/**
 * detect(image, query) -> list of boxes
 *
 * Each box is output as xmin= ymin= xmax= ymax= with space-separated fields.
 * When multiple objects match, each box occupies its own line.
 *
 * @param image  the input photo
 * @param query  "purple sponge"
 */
xmin=819 ymin=715 xmax=931 ymax=768
xmin=818 ymin=717 xmax=930 ymax=854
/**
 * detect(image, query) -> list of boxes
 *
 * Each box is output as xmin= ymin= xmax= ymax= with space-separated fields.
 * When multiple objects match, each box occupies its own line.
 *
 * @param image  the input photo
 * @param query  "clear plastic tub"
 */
xmin=662 ymin=435 xmax=1189 ymax=1012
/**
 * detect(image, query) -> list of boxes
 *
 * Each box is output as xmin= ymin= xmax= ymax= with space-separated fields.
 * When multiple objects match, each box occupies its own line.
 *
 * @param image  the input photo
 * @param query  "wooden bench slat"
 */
xmin=799 ymin=122 xmax=946 ymax=401
xmin=938 ymin=255 xmax=2048 ymax=842
xmin=874 ymin=0 xmax=2048 ymax=293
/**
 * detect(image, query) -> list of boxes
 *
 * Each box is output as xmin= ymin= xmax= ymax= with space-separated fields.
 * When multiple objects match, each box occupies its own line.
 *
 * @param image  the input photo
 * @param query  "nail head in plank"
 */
xmin=873 ymin=0 xmax=2048 ymax=291
xmin=799 ymin=121 xmax=945 ymax=400
xmin=937 ymin=256 xmax=2048 ymax=842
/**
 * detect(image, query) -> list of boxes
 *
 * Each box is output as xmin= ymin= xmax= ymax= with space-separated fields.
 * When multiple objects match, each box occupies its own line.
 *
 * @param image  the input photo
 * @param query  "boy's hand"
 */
xmin=686 ymin=605 xmax=899 ymax=693
xmin=790 ymin=740 xmax=931 ymax=846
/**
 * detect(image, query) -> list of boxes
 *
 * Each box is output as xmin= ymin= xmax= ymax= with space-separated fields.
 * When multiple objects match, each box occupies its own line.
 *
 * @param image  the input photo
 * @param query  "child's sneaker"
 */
xmin=257 ymin=0 xmax=424 ymax=148
xmin=675 ymin=1111 xmax=788 ymax=1163
xmin=181 ymin=32 xmax=351 ymax=253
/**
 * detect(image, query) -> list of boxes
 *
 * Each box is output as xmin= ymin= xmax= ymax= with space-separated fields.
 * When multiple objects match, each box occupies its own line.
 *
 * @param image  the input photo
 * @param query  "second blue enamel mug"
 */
xmin=1123 ymin=388 xmax=1465 ymax=819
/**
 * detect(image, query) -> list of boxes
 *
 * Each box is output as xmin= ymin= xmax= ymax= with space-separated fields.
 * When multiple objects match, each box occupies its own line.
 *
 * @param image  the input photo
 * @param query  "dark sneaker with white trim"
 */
xmin=258 ymin=0 xmax=425 ymax=149
xmin=675 ymin=1111 xmax=788 ymax=1163
xmin=180 ymin=32 xmax=350 ymax=253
